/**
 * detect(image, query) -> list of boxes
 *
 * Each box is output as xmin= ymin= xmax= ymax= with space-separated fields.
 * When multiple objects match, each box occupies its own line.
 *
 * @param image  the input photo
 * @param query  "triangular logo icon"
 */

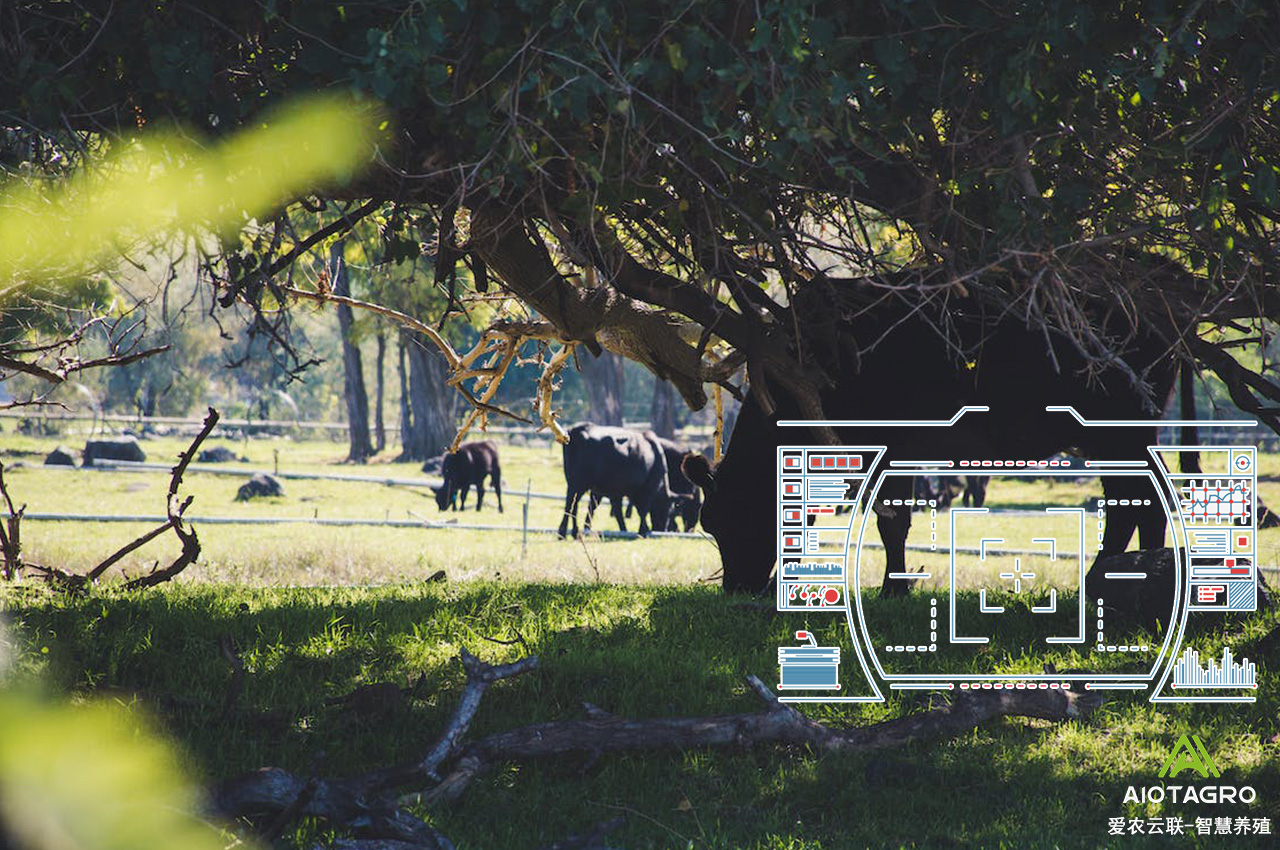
xmin=1159 ymin=734 xmax=1221 ymax=778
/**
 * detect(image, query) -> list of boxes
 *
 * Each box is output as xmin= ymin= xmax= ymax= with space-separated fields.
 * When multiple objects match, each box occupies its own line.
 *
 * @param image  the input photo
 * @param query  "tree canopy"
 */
xmin=4 ymin=1 xmax=1280 ymax=430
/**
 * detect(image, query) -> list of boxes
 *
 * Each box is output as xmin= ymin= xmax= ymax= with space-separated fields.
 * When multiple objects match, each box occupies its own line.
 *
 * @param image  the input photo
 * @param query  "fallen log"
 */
xmin=210 ymin=650 xmax=1101 ymax=846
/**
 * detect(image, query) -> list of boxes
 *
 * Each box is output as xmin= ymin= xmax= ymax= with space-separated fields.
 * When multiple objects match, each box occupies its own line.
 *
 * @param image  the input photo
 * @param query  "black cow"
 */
xmin=599 ymin=434 xmax=701 ymax=532
xmin=430 ymin=440 xmax=503 ymax=512
xmin=649 ymin=434 xmax=701 ymax=532
xmin=684 ymin=299 xmax=1179 ymax=596
xmin=559 ymin=424 xmax=671 ymax=537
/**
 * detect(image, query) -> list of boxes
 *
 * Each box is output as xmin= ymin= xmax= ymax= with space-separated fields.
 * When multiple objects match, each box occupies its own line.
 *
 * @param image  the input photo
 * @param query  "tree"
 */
xmin=330 ymin=239 xmax=375 ymax=462
xmin=649 ymin=375 xmax=679 ymax=440
xmin=403 ymin=332 xmax=459 ymax=461
xmin=578 ymin=349 xmax=626 ymax=426
xmin=5 ymin=2 xmax=1280 ymax=434
xmin=373 ymin=328 xmax=387 ymax=453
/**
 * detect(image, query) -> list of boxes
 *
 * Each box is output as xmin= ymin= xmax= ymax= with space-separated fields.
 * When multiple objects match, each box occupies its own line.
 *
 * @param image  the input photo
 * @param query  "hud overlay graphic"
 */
xmin=772 ymin=406 xmax=1260 ymax=706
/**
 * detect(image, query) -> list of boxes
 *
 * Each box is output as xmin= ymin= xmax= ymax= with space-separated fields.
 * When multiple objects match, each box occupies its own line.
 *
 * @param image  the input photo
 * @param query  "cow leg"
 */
xmin=584 ymin=492 xmax=601 ymax=534
xmin=559 ymin=488 xmax=581 ymax=538
xmin=493 ymin=468 xmax=504 ymax=513
xmin=877 ymin=475 xmax=914 ymax=598
xmin=609 ymin=496 xmax=628 ymax=533
xmin=634 ymin=496 xmax=650 ymax=536
xmin=475 ymin=479 xmax=485 ymax=511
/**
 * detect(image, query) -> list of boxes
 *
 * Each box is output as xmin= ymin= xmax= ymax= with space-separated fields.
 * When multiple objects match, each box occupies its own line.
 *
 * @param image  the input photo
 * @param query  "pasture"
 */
xmin=4 ymin=429 xmax=1280 ymax=848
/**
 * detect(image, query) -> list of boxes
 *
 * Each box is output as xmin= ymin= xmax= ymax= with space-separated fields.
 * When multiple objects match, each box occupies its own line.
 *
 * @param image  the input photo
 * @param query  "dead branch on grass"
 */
xmin=31 ymin=407 xmax=219 ymax=591
xmin=211 ymin=651 xmax=1101 ymax=848
xmin=0 ymin=464 xmax=25 ymax=579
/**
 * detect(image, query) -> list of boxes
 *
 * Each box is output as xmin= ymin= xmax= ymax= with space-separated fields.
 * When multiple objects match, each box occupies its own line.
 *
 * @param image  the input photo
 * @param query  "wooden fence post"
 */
xmin=522 ymin=478 xmax=531 ymax=559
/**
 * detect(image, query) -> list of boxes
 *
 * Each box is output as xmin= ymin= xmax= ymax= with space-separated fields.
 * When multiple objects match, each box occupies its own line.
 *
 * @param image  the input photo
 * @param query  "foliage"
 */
xmin=0 ymin=689 xmax=242 ymax=850
xmin=6 ymin=1 xmax=1279 ymax=426
xmin=0 ymin=92 xmax=381 ymax=408
xmin=0 ymin=95 xmax=378 ymax=284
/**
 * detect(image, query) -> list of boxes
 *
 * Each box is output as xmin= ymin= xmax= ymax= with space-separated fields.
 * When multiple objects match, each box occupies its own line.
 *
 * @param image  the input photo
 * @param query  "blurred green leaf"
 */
xmin=0 ymin=693 xmax=244 ymax=850
xmin=0 ymin=93 xmax=382 ymax=285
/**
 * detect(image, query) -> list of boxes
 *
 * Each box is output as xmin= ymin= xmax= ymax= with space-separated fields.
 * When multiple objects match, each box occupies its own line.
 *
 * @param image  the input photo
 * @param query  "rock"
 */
xmin=198 ymin=446 xmax=246 ymax=463
xmin=83 ymin=436 xmax=146 ymax=466
xmin=43 ymin=446 xmax=76 ymax=466
xmin=235 ymin=473 xmax=284 ymax=501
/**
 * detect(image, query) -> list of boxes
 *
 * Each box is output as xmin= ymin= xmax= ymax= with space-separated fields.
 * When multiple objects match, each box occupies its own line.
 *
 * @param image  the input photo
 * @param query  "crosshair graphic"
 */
xmin=999 ymin=558 xmax=1035 ymax=593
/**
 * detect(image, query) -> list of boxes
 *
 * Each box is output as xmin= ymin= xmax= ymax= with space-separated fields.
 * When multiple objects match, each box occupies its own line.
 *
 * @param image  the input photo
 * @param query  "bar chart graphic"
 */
xmin=1171 ymin=646 xmax=1257 ymax=689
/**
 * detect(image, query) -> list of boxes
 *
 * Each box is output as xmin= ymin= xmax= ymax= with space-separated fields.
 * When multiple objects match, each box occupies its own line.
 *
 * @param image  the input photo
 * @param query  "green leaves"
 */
xmin=0 ymin=692 xmax=241 ymax=850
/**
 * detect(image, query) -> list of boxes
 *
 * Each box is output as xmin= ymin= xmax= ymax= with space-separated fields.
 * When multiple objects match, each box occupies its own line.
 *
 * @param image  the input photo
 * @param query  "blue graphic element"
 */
xmin=773 ymin=407 xmax=1261 ymax=706
xmin=778 ymin=631 xmax=841 ymax=690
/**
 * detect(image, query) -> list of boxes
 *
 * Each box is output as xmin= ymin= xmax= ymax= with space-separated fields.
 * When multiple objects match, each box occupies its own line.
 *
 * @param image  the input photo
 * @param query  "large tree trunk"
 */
xmin=331 ymin=240 xmax=374 ymax=463
xmin=579 ymin=349 xmax=625 ymax=426
xmin=400 ymin=333 xmax=458 ymax=461
xmin=649 ymin=374 xmax=678 ymax=439
xmin=374 ymin=328 xmax=387 ymax=454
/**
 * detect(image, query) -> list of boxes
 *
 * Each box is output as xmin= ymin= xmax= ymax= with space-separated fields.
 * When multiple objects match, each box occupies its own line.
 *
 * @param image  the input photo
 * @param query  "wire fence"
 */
xmin=1 ymin=409 xmax=719 ymax=443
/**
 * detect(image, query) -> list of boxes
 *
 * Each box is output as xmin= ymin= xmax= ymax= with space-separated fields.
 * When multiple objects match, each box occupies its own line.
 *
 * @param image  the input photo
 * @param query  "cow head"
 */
xmin=430 ymin=483 xmax=451 ymax=510
xmin=648 ymin=491 xmax=673 ymax=536
xmin=432 ymin=452 xmax=457 ymax=510
xmin=682 ymin=453 xmax=771 ymax=593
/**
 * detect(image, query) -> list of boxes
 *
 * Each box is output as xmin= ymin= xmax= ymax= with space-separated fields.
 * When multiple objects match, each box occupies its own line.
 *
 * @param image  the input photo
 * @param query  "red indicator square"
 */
xmin=784 ymin=456 xmax=801 ymax=469
xmin=1225 ymin=557 xmax=1236 ymax=568
xmin=1238 ymin=535 xmax=1250 ymax=547
xmin=810 ymin=457 xmax=822 ymax=469
xmin=836 ymin=457 xmax=848 ymax=468
xmin=785 ymin=483 xmax=800 ymax=496
xmin=823 ymin=457 xmax=834 ymax=467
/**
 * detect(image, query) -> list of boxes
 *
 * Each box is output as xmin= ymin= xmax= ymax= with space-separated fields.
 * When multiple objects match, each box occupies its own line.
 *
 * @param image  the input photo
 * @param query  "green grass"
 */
xmin=5 ymin=432 xmax=1280 ymax=847
xmin=4 ymin=434 xmax=720 ymax=585
xmin=5 ymin=581 xmax=1280 ymax=850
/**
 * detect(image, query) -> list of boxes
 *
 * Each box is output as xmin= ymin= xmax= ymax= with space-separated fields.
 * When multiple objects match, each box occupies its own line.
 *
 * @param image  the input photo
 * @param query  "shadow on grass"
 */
xmin=6 ymin=582 xmax=1280 ymax=849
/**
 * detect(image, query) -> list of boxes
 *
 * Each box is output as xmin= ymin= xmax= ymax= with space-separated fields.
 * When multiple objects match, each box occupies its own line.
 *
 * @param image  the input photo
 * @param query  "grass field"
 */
xmin=3 ymin=432 xmax=721 ymax=586
xmin=3 ymin=430 xmax=1280 ymax=848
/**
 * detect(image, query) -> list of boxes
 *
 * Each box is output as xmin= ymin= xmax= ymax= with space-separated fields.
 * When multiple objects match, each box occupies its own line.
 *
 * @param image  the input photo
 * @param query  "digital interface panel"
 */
xmin=772 ymin=407 xmax=1261 ymax=706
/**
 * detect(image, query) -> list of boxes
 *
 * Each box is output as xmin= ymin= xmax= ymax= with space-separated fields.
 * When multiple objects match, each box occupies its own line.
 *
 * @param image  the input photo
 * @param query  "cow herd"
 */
xmin=429 ymin=422 xmax=1003 ymax=548
xmin=427 ymin=424 xmax=701 ymax=537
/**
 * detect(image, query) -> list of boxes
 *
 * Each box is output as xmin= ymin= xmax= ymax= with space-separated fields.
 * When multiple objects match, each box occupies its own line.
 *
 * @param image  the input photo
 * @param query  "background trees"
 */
xmin=3 ymin=1 xmax=1279 ymax=434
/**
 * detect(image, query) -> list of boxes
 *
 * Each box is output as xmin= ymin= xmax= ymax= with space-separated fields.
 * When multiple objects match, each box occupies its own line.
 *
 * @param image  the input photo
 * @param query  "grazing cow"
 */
xmin=649 ymin=434 xmax=701 ymax=532
xmin=430 ymin=440 xmax=503 ymax=512
xmin=683 ymin=299 xmax=1180 ymax=596
xmin=596 ymin=434 xmax=701 ymax=532
xmin=559 ymin=424 xmax=671 ymax=537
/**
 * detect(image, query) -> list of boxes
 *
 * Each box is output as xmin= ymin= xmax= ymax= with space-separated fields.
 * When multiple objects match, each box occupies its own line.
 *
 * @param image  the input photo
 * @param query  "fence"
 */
xmin=28 ymin=460 xmax=703 ymax=540
xmin=0 ymin=410 xmax=718 ymax=444
xmin=54 ymin=459 xmax=568 ymax=501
